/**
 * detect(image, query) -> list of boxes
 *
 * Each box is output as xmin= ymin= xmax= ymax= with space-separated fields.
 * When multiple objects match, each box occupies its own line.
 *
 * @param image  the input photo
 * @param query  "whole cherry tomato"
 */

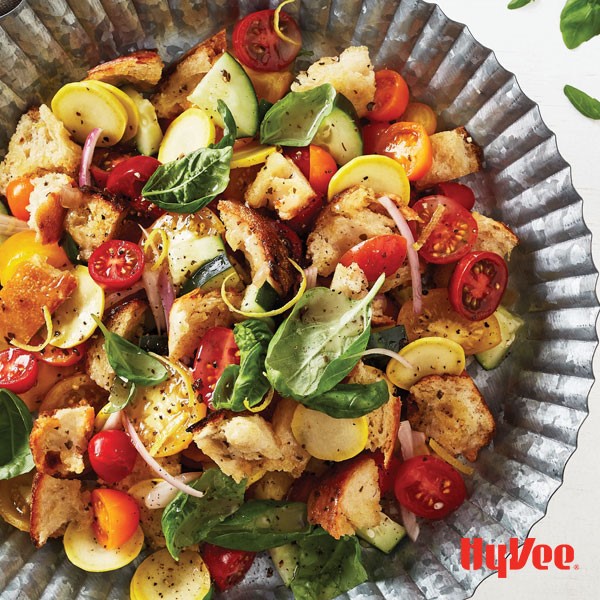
xmin=362 ymin=122 xmax=390 ymax=155
xmin=286 ymin=145 xmax=338 ymax=197
xmin=400 ymin=102 xmax=437 ymax=135
xmin=0 ymin=348 xmax=38 ymax=393
xmin=88 ymin=240 xmax=145 ymax=290
xmin=5 ymin=177 xmax=34 ymax=222
xmin=91 ymin=488 xmax=140 ymax=549
xmin=88 ymin=430 xmax=138 ymax=484
xmin=37 ymin=342 xmax=87 ymax=367
xmin=367 ymin=70 xmax=410 ymax=122
xmin=339 ymin=234 xmax=408 ymax=282
xmin=201 ymin=543 xmax=256 ymax=591
xmin=433 ymin=182 xmax=476 ymax=211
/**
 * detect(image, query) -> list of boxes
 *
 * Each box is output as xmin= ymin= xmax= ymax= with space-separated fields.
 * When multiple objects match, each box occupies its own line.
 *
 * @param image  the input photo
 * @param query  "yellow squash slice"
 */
xmin=230 ymin=143 xmax=278 ymax=169
xmin=158 ymin=107 xmax=216 ymax=163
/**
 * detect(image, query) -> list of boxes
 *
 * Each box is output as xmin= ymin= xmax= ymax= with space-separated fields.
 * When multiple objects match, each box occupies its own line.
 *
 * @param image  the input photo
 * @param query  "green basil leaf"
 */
xmin=300 ymin=380 xmax=389 ymax=418
xmin=364 ymin=325 xmax=408 ymax=370
xmin=92 ymin=316 xmax=168 ymax=386
xmin=106 ymin=378 xmax=136 ymax=413
xmin=507 ymin=0 xmax=533 ymax=8
xmin=214 ymin=100 xmax=238 ymax=149
xmin=0 ymin=389 xmax=34 ymax=480
xmin=564 ymin=84 xmax=600 ymax=119
xmin=265 ymin=274 xmax=385 ymax=400
xmin=260 ymin=84 xmax=337 ymax=146
xmin=560 ymin=0 xmax=600 ymax=49
xmin=258 ymin=99 xmax=274 ymax=123
xmin=211 ymin=363 xmax=240 ymax=409
xmin=61 ymin=232 xmax=84 ymax=265
xmin=161 ymin=469 xmax=246 ymax=560
xmin=203 ymin=500 xmax=313 ymax=551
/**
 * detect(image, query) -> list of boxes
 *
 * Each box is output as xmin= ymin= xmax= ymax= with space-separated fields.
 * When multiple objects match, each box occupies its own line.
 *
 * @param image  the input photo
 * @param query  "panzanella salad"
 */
xmin=0 ymin=2 xmax=523 ymax=598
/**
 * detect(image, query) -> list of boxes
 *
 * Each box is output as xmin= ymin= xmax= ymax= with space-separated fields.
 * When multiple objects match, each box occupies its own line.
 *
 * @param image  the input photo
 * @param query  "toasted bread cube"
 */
xmin=0 ymin=258 xmax=76 ymax=344
xmin=292 ymin=47 xmax=375 ymax=117
xmin=0 ymin=105 xmax=82 ymax=196
xmin=244 ymin=152 xmax=317 ymax=221
xmin=152 ymin=30 xmax=226 ymax=120
xmin=416 ymin=127 xmax=483 ymax=190
xmin=27 ymin=173 xmax=73 ymax=244
xmin=29 ymin=473 xmax=87 ymax=547
xmin=250 ymin=471 xmax=295 ymax=501
xmin=271 ymin=398 xmax=311 ymax=478
xmin=472 ymin=212 xmax=519 ymax=259
xmin=330 ymin=263 xmax=368 ymax=300
xmin=29 ymin=405 xmax=95 ymax=477
xmin=408 ymin=374 xmax=495 ymax=462
xmin=307 ymin=454 xmax=381 ymax=539
xmin=86 ymin=49 xmax=164 ymax=91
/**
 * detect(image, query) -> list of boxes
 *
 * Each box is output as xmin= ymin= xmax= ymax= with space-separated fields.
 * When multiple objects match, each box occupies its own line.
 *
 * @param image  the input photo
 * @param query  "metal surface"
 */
xmin=0 ymin=0 xmax=597 ymax=598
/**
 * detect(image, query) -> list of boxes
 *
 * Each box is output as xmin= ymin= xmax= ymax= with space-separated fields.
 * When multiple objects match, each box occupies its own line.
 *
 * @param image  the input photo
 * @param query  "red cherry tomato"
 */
xmin=286 ymin=196 xmax=325 ymax=236
xmin=433 ymin=182 xmax=476 ymax=211
xmin=272 ymin=221 xmax=303 ymax=262
xmin=339 ymin=234 xmax=408 ymax=282
xmin=362 ymin=122 xmax=389 ymax=155
xmin=286 ymin=145 xmax=338 ymax=197
xmin=37 ymin=342 xmax=87 ymax=367
xmin=376 ymin=454 xmax=402 ymax=496
xmin=193 ymin=327 xmax=240 ymax=408
xmin=410 ymin=195 xmax=478 ymax=265
xmin=367 ymin=70 xmax=410 ymax=122
xmin=5 ymin=177 xmax=34 ymax=222
xmin=88 ymin=240 xmax=145 ymax=290
xmin=0 ymin=348 xmax=38 ymax=393
xmin=91 ymin=488 xmax=140 ymax=549
xmin=232 ymin=9 xmax=302 ymax=72
xmin=201 ymin=544 xmax=256 ymax=591
xmin=448 ymin=251 xmax=508 ymax=321
xmin=394 ymin=455 xmax=466 ymax=520
xmin=88 ymin=430 xmax=138 ymax=484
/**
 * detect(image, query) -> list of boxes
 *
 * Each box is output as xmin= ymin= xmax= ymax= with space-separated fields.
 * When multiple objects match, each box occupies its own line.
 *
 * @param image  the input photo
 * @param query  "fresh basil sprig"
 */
xmin=507 ymin=0 xmax=533 ymax=9
xmin=560 ymin=0 xmax=600 ymax=49
xmin=564 ymin=84 xmax=600 ymax=119
xmin=0 ymin=389 xmax=34 ymax=480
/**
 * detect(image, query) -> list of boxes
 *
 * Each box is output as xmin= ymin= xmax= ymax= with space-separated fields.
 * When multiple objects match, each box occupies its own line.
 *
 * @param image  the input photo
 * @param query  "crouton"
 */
xmin=0 ymin=258 xmax=77 ymax=344
xmin=271 ymin=398 xmax=311 ymax=478
xmin=250 ymin=471 xmax=295 ymax=501
xmin=218 ymin=200 xmax=296 ymax=295
xmin=0 ymin=105 xmax=82 ymax=196
xmin=408 ymin=374 xmax=495 ymax=462
xmin=29 ymin=473 xmax=87 ymax=547
xmin=292 ymin=47 xmax=375 ymax=117
xmin=127 ymin=478 xmax=167 ymax=549
xmin=63 ymin=190 xmax=127 ymax=260
xmin=86 ymin=49 xmax=164 ymax=91
xmin=27 ymin=173 xmax=72 ymax=244
xmin=330 ymin=262 xmax=368 ymax=300
xmin=415 ymin=127 xmax=483 ymax=190
xmin=85 ymin=299 xmax=149 ymax=391
xmin=244 ymin=152 xmax=317 ymax=220
xmin=115 ymin=454 xmax=181 ymax=493
xmin=307 ymin=454 xmax=381 ymax=539
xmin=223 ymin=163 xmax=263 ymax=203
xmin=472 ymin=212 xmax=519 ymax=259
xmin=152 ymin=30 xmax=226 ymax=120
xmin=241 ymin=64 xmax=295 ymax=103
xmin=168 ymin=289 xmax=241 ymax=364
xmin=29 ymin=405 xmax=95 ymax=477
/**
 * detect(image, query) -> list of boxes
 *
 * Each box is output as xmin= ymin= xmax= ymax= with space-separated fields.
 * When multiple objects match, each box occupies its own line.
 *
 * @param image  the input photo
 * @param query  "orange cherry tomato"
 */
xmin=361 ymin=122 xmax=390 ymax=155
xmin=6 ymin=177 xmax=34 ymax=222
xmin=367 ymin=70 xmax=410 ymax=122
xmin=400 ymin=102 xmax=437 ymax=135
xmin=308 ymin=145 xmax=338 ymax=197
xmin=91 ymin=488 xmax=140 ymax=549
xmin=375 ymin=121 xmax=433 ymax=181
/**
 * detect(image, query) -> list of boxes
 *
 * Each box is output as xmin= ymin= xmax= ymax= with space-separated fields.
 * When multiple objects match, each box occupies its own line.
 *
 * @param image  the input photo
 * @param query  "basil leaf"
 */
xmin=211 ymin=363 xmax=240 ymax=408
xmin=300 ymin=380 xmax=389 ymax=418
xmin=564 ymin=84 xmax=600 ymax=119
xmin=161 ymin=469 xmax=246 ymax=560
xmin=0 ymin=390 xmax=34 ymax=480
xmin=260 ymin=84 xmax=337 ymax=146
xmin=214 ymin=99 xmax=238 ymax=149
xmin=507 ymin=0 xmax=533 ymax=8
xmin=106 ymin=378 xmax=136 ymax=413
xmin=204 ymin=500 xmax=313 ymax=551
xmin=265 ymin=274 xmax=385 ymax=400
xmin=560 ymin=0 xmax=600 ymax=49
xmin=364 ymin=325 xmax=408 ymax=370
xmin=92 ymin=316 xmax=168 ymax=386
xmin=61 ymin=232 xmax=84 ymax=265
xmin=258 ymin=99 xmax=274 ymax=123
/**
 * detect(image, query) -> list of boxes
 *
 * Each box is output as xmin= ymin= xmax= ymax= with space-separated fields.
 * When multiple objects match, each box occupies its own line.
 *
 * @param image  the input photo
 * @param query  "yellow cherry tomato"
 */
xmin=400 ymin=102 xmax=438 ymax=135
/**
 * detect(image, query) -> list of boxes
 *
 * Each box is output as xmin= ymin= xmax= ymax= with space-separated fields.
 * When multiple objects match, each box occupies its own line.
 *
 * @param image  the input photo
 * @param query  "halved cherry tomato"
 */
xmin=88 ymin=240 xmax=145 ymax=290
xmin=394 ymin=455 xmax=466 ymax=519
xmin=91 ymin=488 xmax=140 ymax=549
xmin=362 ymin=122 xmax=390 ymax=155
xmin=193 ymin=327 xmax=240 ymax=408
xmin=375 ymin=121 xmax=433 ymax=181
xmin=339 ymin=234 xmax=407 ymax=282
xmin=367 ymin=70 xmax=410 ymax=122
xmin=0 ymin=348 xmax=38 ymax=393
xmin=88 ymin=430 xmax=138 ymax=483
xmin=400 ymin=102 xmax=437 ymax=135
xmin=37 ymin=342 xmax=87 ymax=367
xmin=286 ymin=145 xmax=338 ymax=197
xmin=6 ymin=177 xmax=34 ymax=222
xmin=410 ymin=195 xmax=478 ymax=264
xmin=273 ymin=220 xmax=303 ymax=262
xmin=233 ymin=9 xmax=301 ymax=72
xmin=449 ymin=251 xmax=508 ymax=321
xmin=201 ymin=544 xmax=256 ymax=591
xmin=286 ymin=196 xmax=325 ymax=235
xmin=377 ymin=454 xmax=402 ymax=496
xmin=433 ymin=182 xmax=476 ymax=211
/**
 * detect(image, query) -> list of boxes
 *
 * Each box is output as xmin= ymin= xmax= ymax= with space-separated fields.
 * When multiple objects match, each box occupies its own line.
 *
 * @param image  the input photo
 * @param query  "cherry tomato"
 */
xmin=394 ymin=455 xmax=466 ymax=519
xmin=286 ymin=145 xmax=338 ymax=197
xmin=201 ymin=543 xmax=256 ymax=591
xmin=362 ymin=122 xmax=390 ymax=155
xmin=5 ymin=177 xmax=34 ymax=222
xmin=375 ymin=121 xmax=433 ymax=181
xmin=286 ymin=196 xmax=325 ymax=235
xmin=0 ymin=348 xmax=38 ymax=393
xmin=91 ymin=488 xmax=140 ymax=549
xmin=377 ymin=454 xmax=402 ymax=496
xmin=433 ymin=182 xmax=476 ymax=211
xmin=400 ymin=102 xmax=437 ymax=135
xmin=232 ymin=9 xmax=302 ymax=72
xmin=339 ymin=234 xmax=407 ymax=282
xmin=367 ymin=70 xmax=410 ymax=122
xmin=37 ymin=342 xmax=87 ymax=367
xmin=90 ymin=165 xmax=110 ymax=188
xmin=272 ymin=220 xmax=303 ymax=262
xmin=448 ymin=251 xmax=508 ymax=321
xmin=88 ymin=240 xmax=145 ymax=290
xmin=88 ymin=430 xmax=138 ymax=483
xmin=193 ymin=327 xmax=240 ymax=408
xmin=410 ymin=195 xmax=478 ymax=264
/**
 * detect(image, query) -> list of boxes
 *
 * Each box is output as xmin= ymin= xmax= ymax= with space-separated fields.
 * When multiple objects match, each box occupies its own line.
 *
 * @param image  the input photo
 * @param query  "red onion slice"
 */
xmin=142 ymin=267 xmax=167 ymax=334
xmin=100 ymin=409 xmax=124 ymax=432
xmin=79 ymin=127 xmax=102 ymax=188
xmin=303 ymin=265 xmax=318 ymax=289
xmin=398 ymin=420 xmax=415 ymax=461
xmin=400 ymin=505 xmax=420 ymax=542
xmin=361 ymin=348 xmax=415 ymax=370
xmin=0 ymin=214 xmax=29 ymax=236
xmin=158 ymin=269 xmax=176 ymax=333
xmin=105 ymin=281 xmax=145 ymax=310
xmin=145 ymin=472 xmax=203 ymax=509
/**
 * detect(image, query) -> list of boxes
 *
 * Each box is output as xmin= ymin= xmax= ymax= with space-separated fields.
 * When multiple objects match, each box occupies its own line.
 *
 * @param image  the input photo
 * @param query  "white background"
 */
xmin=433 ymin=1 xmax=600 ymax=599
